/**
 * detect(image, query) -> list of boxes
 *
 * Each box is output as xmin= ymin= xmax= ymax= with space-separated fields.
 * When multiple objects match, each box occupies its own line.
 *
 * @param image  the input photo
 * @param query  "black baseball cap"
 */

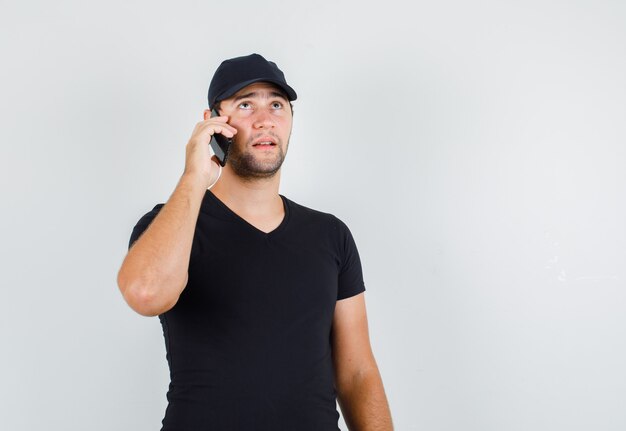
xmin=208 ymin=53 xmax=297 ymax=109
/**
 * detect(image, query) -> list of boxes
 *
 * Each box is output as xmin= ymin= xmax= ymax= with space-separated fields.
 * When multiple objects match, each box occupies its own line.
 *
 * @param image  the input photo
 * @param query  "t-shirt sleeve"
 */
xmin=334 ymin=217 xmax=367 ymax=300
xmin=128 ymin=204 xmax=165 ymax=249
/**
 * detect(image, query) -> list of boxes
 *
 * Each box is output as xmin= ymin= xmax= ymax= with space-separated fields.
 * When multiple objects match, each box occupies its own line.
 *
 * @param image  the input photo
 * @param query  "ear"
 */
xmin=203 ymin=109 xmax=211 ymax=120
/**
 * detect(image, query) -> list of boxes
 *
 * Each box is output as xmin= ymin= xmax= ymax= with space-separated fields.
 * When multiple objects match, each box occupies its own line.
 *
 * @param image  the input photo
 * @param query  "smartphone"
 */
xmin=209 ymin=108 xmax=232 ymax=166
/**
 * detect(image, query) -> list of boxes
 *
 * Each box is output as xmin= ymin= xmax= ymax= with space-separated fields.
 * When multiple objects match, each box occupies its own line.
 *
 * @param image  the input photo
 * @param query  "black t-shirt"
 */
xmin=129 ymin=190 xmax=366 ymax=431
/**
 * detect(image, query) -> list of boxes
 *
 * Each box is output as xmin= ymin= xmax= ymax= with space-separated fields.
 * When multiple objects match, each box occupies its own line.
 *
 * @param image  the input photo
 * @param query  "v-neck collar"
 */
xmin=204 ymin=190 xmax=290 ymax=237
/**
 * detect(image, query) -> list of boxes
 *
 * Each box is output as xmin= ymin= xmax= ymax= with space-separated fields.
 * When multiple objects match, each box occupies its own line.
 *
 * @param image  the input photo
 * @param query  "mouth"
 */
xmin=252 ymin=135 xmax=276 ymax=147
xmin=252 ymin=136 xmax=277 ymax=147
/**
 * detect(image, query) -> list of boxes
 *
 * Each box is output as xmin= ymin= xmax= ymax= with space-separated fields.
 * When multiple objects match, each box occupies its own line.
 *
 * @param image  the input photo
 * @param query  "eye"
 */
xmin=238 ymin=102 xmax=252 ymax=109
xmin=271 ymin=101 xmax=283 ymax=109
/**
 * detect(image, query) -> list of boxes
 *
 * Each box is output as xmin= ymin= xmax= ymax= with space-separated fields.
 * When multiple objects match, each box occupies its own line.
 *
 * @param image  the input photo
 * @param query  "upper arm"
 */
xmin=331 ymin=292 xmax=377 ymax=388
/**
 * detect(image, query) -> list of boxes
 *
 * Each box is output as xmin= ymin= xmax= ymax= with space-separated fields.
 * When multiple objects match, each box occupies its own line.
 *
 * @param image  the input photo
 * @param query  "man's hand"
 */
xmin=184 ymin=115 xmax=237 ymax=188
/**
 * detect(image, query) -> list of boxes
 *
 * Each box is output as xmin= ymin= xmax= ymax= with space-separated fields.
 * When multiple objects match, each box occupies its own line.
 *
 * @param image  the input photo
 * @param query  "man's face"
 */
xmin=218 ymin=82 xmax=293 ymax=180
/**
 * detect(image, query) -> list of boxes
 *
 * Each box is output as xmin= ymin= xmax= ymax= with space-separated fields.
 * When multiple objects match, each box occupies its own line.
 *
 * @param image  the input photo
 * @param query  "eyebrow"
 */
xmin=231 ymin=91 xmax=288 ymax=104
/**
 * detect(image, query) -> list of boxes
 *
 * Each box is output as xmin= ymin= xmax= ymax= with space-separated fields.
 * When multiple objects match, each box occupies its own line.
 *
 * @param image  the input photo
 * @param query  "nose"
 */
xmin=252 ymin=108 xmax=275 ymax=129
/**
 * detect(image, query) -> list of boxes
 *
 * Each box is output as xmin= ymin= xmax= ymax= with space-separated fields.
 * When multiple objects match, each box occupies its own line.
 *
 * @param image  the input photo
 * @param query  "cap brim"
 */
xmin=215 ymin=78 xmax=297 ymax=106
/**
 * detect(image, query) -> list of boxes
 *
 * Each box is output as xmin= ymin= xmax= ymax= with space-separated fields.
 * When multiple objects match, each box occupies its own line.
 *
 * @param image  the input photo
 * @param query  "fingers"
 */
xmin=183 ymin=116 xmax=232 ymax=188
xmin=210 ymin=124 xmax=237 ymax=138
xmin=193 ymin=117 xmax=238 ymax=140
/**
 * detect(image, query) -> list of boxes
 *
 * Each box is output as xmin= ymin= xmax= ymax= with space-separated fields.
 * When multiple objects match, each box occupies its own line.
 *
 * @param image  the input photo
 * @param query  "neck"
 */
xmin=209 ymin=166 xmax=283 ymax=217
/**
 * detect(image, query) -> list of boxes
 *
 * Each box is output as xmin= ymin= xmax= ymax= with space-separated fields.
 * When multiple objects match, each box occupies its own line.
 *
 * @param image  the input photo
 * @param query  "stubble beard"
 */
xmin=227 ymin=132 xmax=289 ymax=181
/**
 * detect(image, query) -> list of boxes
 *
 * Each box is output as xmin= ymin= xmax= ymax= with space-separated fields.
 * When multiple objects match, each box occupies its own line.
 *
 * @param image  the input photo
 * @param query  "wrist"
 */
xmin=179 ymin=171 xmax=212 ymax=192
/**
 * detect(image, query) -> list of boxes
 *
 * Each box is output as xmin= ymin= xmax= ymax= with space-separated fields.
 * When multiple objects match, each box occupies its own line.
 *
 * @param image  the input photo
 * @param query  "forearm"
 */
xmin=337 ymin=367 xmax=393 ymax=431
xmin=117 ymin=173 xmax=207 ymax=316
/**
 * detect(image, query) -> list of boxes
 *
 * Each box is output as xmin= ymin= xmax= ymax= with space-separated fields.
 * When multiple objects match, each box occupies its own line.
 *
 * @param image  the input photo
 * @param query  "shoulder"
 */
xmin=140 ymin=203 xmax=165 ymax=220
xmin=133 ymin=203 xmax=165 ymax=230
xmin=131 ymin=203 xmax=166 ymax=231
xmin=282 ymin=195 xmax=348 ymax=229
xmin=128 ymin=203 xmax=165 ymax=247
xmin=281 ymin=196 xmax=358 ymax=251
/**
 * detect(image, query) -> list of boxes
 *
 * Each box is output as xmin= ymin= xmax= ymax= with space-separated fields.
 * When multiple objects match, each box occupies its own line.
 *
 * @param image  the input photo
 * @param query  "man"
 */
xmin=117 ymin=53 xmax=393 ymax=430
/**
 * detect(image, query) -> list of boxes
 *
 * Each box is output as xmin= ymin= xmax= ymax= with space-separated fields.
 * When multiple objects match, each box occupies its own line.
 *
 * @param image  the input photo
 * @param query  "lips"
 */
xmin=252 ymin=136 xmax=277 ymax=146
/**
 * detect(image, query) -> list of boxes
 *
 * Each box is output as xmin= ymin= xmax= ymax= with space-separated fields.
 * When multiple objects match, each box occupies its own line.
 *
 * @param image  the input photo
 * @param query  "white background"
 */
xmin=1 ymin=0 xmax=625 ymax=430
